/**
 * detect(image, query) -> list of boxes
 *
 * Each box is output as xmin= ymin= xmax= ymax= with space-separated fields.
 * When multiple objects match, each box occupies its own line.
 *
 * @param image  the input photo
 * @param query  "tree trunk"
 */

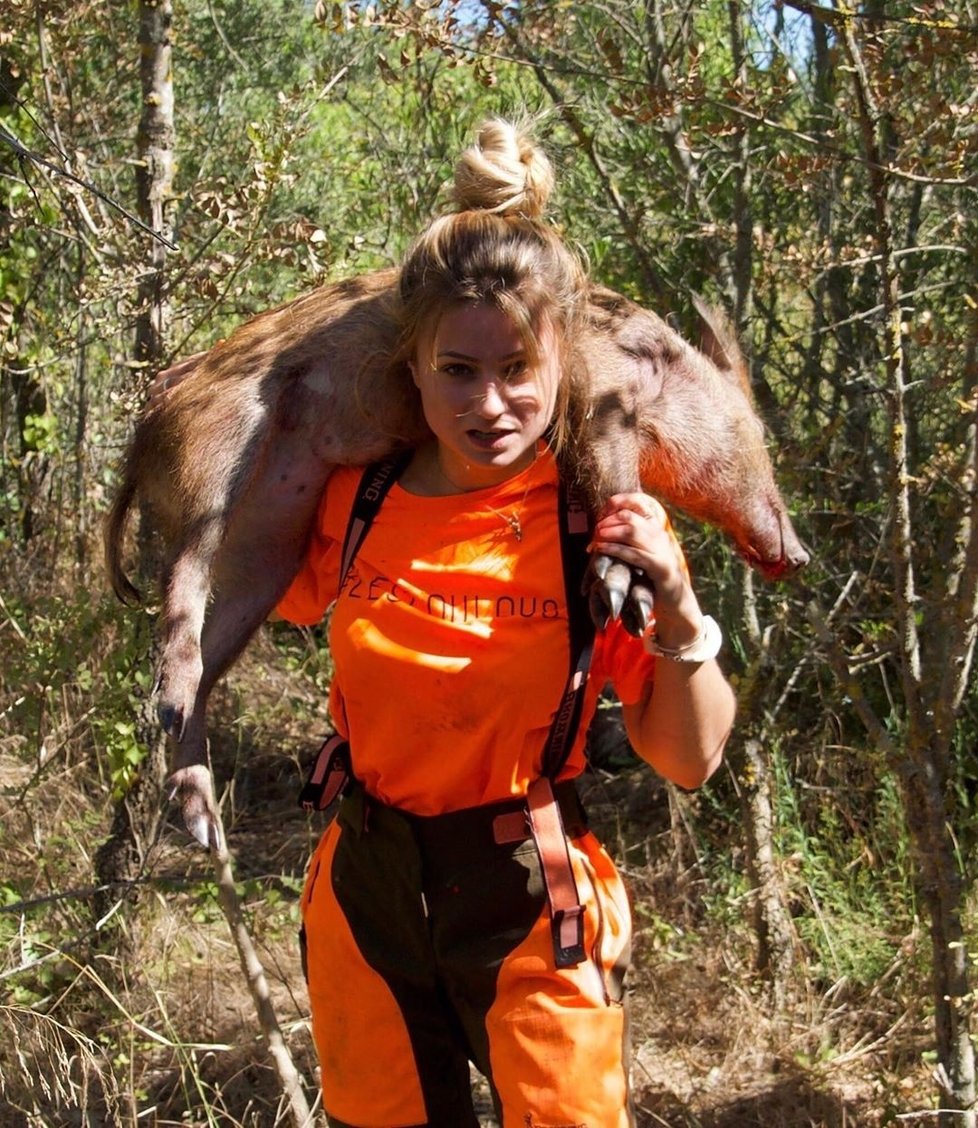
xmin=901 ymin=736 xmax=976 ymax=1125
xmin=726 ymin=0 xmax=795 ymax=1002
xmin=134 ymin=0 xmax=175 ymax=370
xmin=833 ymin=17 xmax=977 ymax=1119
xmin=92 ymin=723 xmax=169 ymax=926
xmin=741 ymin=734 xmax=796 ymax=1001
xmin=734 ymin=571 xmax=797 ymax=1002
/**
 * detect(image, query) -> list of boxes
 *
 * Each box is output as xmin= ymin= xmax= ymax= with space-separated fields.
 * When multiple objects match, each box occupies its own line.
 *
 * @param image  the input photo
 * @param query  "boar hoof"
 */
xmin=168 ymin=766 xmax=222 ymax=850
xmin=585 ymin=555 xmax=655 ymax=637
xmin=620 ymin=579 xmax=655 ymax=638
xmin=585 ymin=555 xmax=630 ymax=629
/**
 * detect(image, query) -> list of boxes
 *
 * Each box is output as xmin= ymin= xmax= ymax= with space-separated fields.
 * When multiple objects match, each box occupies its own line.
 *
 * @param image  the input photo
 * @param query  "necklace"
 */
xmin=434 ymin=460 xmax=531 ymax=542
xmin=492 ymin=504 xmax=524 ymax=542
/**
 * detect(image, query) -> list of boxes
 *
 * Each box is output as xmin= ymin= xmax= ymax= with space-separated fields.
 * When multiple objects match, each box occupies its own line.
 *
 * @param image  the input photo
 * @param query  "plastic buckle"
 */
xmin=552 ymin=904 xmax=586 ymax=968
xmin=298 ymin=736 xmax=350 ymax=811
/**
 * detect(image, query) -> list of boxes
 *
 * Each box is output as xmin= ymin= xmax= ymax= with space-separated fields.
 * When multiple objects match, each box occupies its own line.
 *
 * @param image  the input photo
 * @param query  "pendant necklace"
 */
xmin=493 ymin=504 xmax=524 ymax=542
xmin=435 ymin=461 xmax=531 ymax=542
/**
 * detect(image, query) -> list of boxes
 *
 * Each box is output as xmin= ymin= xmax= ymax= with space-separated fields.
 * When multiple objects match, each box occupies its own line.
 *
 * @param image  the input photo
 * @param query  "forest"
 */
xmin=1 ymin=0 xmax=977 ymax=1124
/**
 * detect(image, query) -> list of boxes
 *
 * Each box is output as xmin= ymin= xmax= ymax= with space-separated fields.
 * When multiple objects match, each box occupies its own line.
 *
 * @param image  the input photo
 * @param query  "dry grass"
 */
xmin=0 ymin=622 xmax=941 ymax=1127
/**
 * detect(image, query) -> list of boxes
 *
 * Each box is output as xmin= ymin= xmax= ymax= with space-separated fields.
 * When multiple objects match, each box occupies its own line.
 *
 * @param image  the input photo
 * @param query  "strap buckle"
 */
xmin=297 ymin=734 xmax=351 ymax=811
xmin=552 ymin=905 xmax=586 ymax=967
xmin=525 ymin=776 xmax=587 ymax=969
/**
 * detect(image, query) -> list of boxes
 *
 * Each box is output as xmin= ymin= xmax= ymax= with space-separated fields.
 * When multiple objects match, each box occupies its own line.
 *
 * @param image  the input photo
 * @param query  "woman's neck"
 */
xmin=400 ymin=441 xmax=538 ymax=497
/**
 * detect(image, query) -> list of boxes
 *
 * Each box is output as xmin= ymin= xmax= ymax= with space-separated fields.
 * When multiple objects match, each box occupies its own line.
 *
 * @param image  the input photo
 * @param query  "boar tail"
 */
xmin=103 ymin=471 xmax=141 ymax=604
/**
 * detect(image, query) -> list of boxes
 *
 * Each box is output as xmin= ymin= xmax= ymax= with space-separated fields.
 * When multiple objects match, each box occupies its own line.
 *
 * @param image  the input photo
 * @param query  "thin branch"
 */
xmin=935 ymin=394 xmax=978 ymax=732
xmin=0 ymin=127 xmax=177 ymax=250
xmin=484 ymin=1 xmax=667 ymax=301
xmin=805 ymin=601 xmax=901 ymax=764
xmin=784 ymin=0 xmax=978 ymax=35
xmin=209 ymin=805 xmax=315 ymax=1128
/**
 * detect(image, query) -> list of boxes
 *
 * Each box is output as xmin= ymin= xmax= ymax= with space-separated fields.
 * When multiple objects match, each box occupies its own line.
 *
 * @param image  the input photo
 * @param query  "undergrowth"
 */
xmin=0 ymin=559 xmax=946 ymax=1126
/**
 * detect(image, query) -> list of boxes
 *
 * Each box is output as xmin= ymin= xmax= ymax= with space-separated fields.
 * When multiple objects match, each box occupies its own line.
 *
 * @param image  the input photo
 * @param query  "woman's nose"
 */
xmin=474 ymin=380 xmax=506 ymax=417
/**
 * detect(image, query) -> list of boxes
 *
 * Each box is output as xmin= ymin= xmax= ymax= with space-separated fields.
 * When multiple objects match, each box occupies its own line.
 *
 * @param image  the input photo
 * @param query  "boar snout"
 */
xmin=739 ymin=505 xmax=810 ymax=579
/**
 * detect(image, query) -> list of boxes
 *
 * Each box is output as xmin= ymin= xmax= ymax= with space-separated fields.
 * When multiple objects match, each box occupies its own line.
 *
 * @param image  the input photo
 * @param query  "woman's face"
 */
xmin=410 ymin=302 xmax=560 ymax=489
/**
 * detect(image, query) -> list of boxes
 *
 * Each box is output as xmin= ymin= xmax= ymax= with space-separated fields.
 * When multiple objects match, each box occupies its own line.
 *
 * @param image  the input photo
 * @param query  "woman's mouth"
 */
xmin=467 ymin=428 xmax=514 ymax=449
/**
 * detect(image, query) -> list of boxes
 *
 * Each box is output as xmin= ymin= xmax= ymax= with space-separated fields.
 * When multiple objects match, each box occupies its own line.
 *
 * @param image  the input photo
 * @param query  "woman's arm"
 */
xmin=589 ymin=493 xmax=737 ymax=788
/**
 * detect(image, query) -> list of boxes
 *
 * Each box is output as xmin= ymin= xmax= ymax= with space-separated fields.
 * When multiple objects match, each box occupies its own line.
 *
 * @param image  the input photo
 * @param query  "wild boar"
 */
xmin=105 ymin=269 xmax=808 ymax=847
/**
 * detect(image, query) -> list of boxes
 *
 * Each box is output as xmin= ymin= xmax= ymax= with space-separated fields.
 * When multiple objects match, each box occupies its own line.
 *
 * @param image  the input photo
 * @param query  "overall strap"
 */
xmin=534 ymin=475 xmax=596 ymax=968
xmin=298 ymin=450 xmax=412 ymax=812
xmin=540 ymin=476 xmax=596 ymax=781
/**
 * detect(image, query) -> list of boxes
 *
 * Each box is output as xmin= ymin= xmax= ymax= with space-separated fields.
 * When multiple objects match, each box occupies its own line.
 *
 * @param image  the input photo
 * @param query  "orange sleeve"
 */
xmin=593 ymin=621 xmax=657 ymax=706
xmin=275 ymin=474 xmax=350 ymax=626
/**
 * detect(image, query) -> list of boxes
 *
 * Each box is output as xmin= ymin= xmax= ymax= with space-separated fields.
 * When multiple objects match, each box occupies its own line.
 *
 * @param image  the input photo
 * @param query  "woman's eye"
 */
xmin=441 ymin=362 xmax=474 ymax=378
xmin=504 ymin=359 xmax=529 ymax=381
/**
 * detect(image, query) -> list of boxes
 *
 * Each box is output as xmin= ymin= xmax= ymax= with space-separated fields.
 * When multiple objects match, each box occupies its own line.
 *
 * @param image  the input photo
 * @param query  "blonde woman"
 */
xmin=280 ymin=119 xmax=735 ymax=1127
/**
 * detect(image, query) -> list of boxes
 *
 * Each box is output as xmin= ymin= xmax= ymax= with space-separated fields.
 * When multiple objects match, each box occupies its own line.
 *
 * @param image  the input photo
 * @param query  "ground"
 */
xmin=136 ymin=631 xmax=930 ymax=1127
xmin=0 ymin=627 xmax=937 ymax=1126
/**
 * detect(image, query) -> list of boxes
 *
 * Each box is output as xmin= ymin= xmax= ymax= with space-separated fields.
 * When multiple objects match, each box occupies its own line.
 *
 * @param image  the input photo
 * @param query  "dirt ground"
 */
xmin=138 ymin=666 xmax=931 ymax=1128
xmin=0 ymin=633 xmax=932 ymax=1128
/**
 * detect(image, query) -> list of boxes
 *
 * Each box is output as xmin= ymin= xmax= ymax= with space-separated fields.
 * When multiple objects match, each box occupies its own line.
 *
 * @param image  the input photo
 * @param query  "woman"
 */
xmin=278 ymin=119 xmax=736 ymax=1128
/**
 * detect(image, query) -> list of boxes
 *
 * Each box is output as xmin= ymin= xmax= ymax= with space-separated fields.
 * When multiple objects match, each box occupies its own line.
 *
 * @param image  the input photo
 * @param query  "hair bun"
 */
xmin=452 ymin=118 xmax=554 ymax=219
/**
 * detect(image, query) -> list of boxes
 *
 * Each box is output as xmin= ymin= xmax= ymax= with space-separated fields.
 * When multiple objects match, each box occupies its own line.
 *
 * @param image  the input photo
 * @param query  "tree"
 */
xmin=792 ymin=4 xmax=978 ymax=1119
xmin=93 ymin=0 xmax=176 ymax=924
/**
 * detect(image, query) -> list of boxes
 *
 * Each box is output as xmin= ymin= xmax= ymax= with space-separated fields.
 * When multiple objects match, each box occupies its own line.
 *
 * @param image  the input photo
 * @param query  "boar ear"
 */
xmin=691 ymin=294 xmax=742 ymax=375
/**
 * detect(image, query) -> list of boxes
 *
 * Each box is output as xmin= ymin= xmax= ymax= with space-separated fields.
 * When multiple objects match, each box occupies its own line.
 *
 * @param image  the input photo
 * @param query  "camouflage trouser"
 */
xmin=300 ymin=781 xmax=636 ymax=1128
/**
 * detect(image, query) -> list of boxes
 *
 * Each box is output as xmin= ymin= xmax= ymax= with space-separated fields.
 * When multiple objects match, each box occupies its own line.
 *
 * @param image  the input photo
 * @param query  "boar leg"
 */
xmin=155 ymin=519 xmax=229 ymax=740
xmin=575 ymin=374 xmax=656 ymax=637
xmin=167 ymin=596 xmax=277 ymax=849
xmin=163 ymin=455 xmax=330 ymax=846
xmin=166 ymin=557 xmax=304 ymax=847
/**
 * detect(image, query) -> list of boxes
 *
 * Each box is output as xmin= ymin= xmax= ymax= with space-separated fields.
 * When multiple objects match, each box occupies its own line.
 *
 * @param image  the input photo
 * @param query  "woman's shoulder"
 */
xmin=317 ymin=465 xmax=369 ymax=539
xmin=326 ymin=465 xmax=367 ymax=495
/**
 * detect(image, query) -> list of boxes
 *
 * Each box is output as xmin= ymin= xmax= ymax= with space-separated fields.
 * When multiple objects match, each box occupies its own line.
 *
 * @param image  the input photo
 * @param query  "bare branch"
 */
xmin=210 ymin=810 xmax=315 ymax=1128
xmin=805 ymin=601 xmax=901 ymax=763
xmin=0 ymin=127 xmax=177 ymax=250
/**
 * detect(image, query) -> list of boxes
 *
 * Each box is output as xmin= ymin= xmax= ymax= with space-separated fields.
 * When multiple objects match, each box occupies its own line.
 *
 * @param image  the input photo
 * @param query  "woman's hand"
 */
xmin=590 ymin=492 xmax=704 ymax=651
xmin=593 ymin=492 xmax=736 ymax=789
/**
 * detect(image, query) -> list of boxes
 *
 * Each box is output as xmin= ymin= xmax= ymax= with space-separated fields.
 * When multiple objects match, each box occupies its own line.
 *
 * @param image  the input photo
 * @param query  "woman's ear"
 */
xmin=408 ymin=359 xmax=419 ymax=388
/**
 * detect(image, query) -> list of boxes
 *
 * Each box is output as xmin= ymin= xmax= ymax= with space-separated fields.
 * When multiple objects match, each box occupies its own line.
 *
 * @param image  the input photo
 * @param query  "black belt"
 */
xmin=340 ymin=776 xmax=587 ymax=850
xmin=299 ymin=735 xmax=590 ymax=968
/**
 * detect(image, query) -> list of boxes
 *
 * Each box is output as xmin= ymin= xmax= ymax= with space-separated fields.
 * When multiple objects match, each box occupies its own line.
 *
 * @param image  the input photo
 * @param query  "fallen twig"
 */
xmin=209 ymin=809 xmax=315 ymax=1127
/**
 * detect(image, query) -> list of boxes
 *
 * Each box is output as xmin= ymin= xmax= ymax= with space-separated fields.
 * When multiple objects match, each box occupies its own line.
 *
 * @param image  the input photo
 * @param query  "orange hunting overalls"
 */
xmin=279 ymin=449 xmax=664 ymax=1128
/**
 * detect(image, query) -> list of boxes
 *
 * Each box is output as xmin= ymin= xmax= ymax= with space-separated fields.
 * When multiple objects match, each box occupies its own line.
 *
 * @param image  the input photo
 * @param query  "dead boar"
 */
xmin=105 ymin=268 xmax=808 ymax=848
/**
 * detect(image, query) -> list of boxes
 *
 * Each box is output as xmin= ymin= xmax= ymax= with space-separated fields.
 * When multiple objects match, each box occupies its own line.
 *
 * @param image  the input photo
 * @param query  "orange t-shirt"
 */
xmin=277 ymin=448 xmax=658 ymax=816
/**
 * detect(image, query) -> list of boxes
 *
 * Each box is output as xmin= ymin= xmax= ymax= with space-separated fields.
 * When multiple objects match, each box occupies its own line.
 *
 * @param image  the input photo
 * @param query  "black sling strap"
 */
xmin=338 ymin=450 xmax=415 ymax=591
xmin=298 ymin=450 xmax=411 ymax=813
xmin=540 ymin=476 xmax=595 ymax=781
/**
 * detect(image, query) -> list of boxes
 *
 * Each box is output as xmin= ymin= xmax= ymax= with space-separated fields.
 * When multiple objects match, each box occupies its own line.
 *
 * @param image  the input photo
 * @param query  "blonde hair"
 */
xmin=395 ymin=118 xmax=588 ymax=452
